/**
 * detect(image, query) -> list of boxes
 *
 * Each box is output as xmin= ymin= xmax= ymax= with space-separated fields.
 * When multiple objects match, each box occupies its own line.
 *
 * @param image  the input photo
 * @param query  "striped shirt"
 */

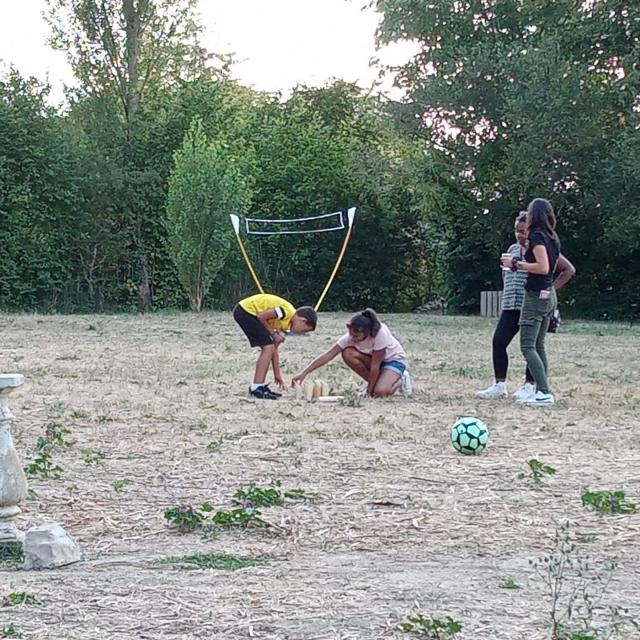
xmin=501 ymin=243 xmax=528 ymax=311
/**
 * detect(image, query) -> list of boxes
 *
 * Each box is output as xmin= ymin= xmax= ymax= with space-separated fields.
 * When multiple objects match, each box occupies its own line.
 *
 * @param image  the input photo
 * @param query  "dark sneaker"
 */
xmin=249 ymin=385 xmax=279 ymax=400
xmin=264 ymin=384 xmax=282 ymax=397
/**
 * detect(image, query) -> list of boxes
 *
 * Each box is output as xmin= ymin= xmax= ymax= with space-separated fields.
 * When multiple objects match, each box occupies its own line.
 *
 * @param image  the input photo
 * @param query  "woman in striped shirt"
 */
xmin=478 ymin=212 xmax=575 ymax=400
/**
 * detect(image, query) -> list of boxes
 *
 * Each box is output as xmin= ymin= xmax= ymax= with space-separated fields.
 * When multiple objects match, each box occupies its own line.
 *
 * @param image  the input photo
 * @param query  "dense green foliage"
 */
xmin=375 ymin=0 xmax=640 ymax=317
xmin=0 ymin=68 xmax=443 ymax=312
xmin=0 ymin=1 xmax=638 ymax=316
xmin=166 ymin=117 xmax=252 ymax=311
xmin=0 ymin=73 xmax=81 ymax=309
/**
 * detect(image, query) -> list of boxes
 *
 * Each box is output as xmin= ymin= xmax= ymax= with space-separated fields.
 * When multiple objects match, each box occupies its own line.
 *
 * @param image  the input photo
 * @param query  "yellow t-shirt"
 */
xmin=238 ymin=293 xmax=296 ymax=332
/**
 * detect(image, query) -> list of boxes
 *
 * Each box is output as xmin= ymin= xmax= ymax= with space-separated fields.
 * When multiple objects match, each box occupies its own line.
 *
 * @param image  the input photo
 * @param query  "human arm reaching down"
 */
xmin=292 ymin=345 xmax=342 ymax=387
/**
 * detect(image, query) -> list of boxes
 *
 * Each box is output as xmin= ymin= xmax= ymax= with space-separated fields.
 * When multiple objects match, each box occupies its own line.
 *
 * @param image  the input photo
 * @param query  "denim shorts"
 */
xmin=381 ymin=360 xmax=406 ymax=376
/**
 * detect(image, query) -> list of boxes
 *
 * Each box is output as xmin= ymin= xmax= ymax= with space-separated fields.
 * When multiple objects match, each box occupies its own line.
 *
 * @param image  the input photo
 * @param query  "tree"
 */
xmin=375 ymin=0 xmax=640 ymax=315
xmin=45 ymin=0 xmax=209 ymax=138
xmin=45 ymin=0 xmax=218 ymax=305
xmin=0 ymin=70 xmax=84 ymax=309
xmin=235 ymin=81 xmax=446 ymax=311
xmin=166 ymin=118 xmax=252 ymax=311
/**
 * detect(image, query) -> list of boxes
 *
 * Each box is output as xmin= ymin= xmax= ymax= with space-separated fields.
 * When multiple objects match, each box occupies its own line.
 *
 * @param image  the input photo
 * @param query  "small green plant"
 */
xmin=157 ymin=552 xmax=269 ymax=571
xmin=164 ymin=505 xmax=206 ymax=532
xmin=519 ymin=459 xmax=557 ymax=487
xmin=70 ymin=410 xmax=89 ymax=419
xmin=533 ymin=521 xmax=639 ymax=639
xmin=24 ymin=451 xmax=63 ymax=479
xmin=341 ymin=390 xmax=362 ymax=408
xmin=49 ymin=401 xmax=66 ymax=415
xmin=25 ymin=422 xmax=74 ymax=479
xmin=112 ymin=479 xmax=132 ymax=493
xmin=232 ymin=482 xmax=315 ymax=507
xmin=499 ymin=577 xmax=521 ymax=589
xmin=206 ymin=438 xmax=223 ymax=452
xmin=210 ymin=506 xmax=266 ymax=529
xmin=0 ymin=624 xmax=22 ymax=638
xmin=96 ymin=414 xmax=113 ymax=423
xmin=3 ymin=592 xmax=43 ymax=606
xmin=81 ymin=448 xmax=106 ymax=466
xmin=164 ymin=480 xmax=308 ymax=537
xmin=581 ymin=490 xmax=637 ymax=516
xmin=400 ymin=613 xmax=462 ymax=638
xmin=233 ymin=484 xmax=284 ymax=508
xmin=0 ymin=542 xmax=24 ymax=569
xmin=36 ymin=423 xmax=73 ymax=450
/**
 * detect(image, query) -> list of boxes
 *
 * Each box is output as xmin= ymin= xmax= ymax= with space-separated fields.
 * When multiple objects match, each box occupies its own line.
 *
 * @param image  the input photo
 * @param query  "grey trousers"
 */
xmin=519 ymin=289 xmax=557 ymax=394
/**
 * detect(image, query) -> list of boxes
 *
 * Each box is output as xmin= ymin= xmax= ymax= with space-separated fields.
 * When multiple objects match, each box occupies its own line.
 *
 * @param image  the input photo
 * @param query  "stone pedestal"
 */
xmin=0 ymin=373 xmax=81 ymax=570
xmin=0 ymin=374 xmax=27 ymax=549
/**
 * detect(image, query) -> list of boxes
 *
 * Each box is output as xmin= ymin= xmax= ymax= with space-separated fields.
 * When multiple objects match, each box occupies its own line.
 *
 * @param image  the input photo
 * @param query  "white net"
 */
xmin=244 ymin=210 xmax=346 ymax=235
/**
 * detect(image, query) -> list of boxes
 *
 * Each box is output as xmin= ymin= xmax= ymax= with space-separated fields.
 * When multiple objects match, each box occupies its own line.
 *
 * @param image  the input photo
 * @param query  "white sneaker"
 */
xmin=513 ymin=382 xmax=535 ymax=402
xmin=401 ymin=369 xmax=413 ymax=396
xmin=477 ymin=381 xmax=507 ymax=399
xmin=520 ymin=390 xmax=555 ymax=406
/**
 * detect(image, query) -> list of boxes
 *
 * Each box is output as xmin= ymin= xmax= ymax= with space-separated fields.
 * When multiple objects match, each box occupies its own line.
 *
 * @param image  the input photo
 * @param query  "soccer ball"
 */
xmin=451 ymin=417 xmax=489 ymax=455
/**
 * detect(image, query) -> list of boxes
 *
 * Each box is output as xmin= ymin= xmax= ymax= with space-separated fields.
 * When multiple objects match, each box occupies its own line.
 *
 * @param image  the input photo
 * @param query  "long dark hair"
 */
xmin=527 ymin=198 xmax=558 ymax=241
xmin=348 ymin=308 xmax=381 ymax=337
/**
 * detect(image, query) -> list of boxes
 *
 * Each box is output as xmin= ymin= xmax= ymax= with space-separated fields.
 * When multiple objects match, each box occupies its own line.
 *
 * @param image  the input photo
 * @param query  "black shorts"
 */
xmin=233 ymin=304 xmax=273 ymax=348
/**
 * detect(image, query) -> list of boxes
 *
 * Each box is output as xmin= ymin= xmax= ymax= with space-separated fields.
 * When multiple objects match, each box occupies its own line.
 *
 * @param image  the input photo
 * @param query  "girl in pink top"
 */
xmin=292 ymin=309 xmax=412 ymax=397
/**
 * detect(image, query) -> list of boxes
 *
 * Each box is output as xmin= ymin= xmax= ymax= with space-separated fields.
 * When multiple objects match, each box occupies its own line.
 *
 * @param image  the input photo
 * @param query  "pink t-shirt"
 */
xmin=336 ymin=322 xmax=407 ymax=362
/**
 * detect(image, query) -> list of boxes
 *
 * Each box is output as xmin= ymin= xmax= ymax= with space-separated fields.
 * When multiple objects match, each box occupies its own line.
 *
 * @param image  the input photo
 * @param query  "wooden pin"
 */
xmin=304 ymin=380 xmax=315 ymax=401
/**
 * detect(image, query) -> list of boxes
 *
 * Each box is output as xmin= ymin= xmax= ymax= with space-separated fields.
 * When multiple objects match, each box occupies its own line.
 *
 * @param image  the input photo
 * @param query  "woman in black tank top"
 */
xmin=501 ymin=198 xmax=561 ymax=406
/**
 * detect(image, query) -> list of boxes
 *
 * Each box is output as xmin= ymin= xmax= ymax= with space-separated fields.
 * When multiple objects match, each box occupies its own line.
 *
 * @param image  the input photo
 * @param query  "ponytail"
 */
xmin=362 ymin=308 xmax=381 ymax=337
xmin=349 ymin=308 xmax=382 ymax=337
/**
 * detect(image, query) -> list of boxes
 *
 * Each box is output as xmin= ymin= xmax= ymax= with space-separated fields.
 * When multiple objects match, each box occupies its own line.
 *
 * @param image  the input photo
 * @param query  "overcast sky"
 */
xmin=0 ymin=0 xmax=415 ymax=104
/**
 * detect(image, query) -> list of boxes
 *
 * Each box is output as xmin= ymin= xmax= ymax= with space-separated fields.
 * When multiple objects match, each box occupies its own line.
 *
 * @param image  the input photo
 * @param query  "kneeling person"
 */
xmin=234 ymin=293 xmax=317 ymax=400
xmin=292 ymin=308 xmax=411 ymax=398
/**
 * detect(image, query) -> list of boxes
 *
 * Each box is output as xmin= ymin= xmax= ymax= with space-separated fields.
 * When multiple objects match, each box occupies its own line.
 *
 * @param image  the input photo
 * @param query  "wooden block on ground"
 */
xmin=304 ymin=380 xmax=315 ymax=401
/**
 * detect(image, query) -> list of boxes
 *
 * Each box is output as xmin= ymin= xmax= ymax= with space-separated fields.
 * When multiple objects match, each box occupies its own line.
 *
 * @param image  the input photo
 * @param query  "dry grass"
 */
xmin=1 ymin=311 xmax=639 ymax=639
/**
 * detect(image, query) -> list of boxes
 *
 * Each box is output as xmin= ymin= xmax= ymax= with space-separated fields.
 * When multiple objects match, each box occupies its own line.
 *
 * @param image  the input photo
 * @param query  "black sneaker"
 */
xmin=264 ymin=384 xmax=282 ymax=398
xmin=249 ymin=385 xmax=279 ymax=400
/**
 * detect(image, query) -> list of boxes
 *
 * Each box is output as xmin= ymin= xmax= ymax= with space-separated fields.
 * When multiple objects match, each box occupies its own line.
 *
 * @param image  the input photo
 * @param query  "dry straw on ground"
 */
xmin=1 ymin=312 xmax=639 ymax=639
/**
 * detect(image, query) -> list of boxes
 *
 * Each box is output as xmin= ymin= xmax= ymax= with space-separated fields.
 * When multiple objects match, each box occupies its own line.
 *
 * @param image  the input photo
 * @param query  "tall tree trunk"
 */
xmin=122 ymin=0 xmax=148 ymax=140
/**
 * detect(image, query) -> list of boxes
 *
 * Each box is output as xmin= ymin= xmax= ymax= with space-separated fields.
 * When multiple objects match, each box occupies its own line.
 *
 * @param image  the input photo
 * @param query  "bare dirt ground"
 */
xmin=1 ymin=311 xmax=639 ymax=640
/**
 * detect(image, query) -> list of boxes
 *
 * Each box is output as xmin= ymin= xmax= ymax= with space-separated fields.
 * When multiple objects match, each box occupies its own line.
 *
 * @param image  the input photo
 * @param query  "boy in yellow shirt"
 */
xmin=233 ymin=293 xmax=317 ymax=399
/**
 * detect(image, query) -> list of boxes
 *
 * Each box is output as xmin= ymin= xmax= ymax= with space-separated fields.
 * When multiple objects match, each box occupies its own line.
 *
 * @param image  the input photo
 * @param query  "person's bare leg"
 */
xmin=342 ymin=347 xmax=371 ymax=381
xmin=254 ymin=344 xmax=275 ymax=384
xmin=373 ymin=369 xmax=402 ymax=397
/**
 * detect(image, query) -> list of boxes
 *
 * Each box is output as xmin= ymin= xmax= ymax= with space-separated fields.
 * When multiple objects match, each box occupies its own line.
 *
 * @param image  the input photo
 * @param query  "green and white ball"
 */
xmin=451 ymin=417 xmax=489 ymax=455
